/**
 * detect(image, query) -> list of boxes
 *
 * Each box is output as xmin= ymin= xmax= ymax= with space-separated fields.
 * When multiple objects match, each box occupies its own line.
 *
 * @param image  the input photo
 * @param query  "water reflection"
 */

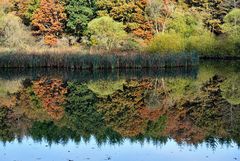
xmin=0 ymin=61 xmax=240 ymax=161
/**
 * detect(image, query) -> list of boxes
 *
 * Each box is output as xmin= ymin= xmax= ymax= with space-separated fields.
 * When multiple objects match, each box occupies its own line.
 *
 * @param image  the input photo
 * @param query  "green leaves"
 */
xmin=87 ymin=16 xmax=127 ymax=50
xmin=65 ymin=0 xmax=96 ymax=37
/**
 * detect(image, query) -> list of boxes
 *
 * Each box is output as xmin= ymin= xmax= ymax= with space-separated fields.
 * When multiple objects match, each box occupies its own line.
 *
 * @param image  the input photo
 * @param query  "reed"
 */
xmin=0 ymin=51 xmax=199 ymax=69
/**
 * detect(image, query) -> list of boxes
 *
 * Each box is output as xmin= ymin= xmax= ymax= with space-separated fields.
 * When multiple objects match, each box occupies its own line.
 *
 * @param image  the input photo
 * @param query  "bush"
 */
xmin=87 ymin=16 xmax=128 ymax=50
xmin=0 ymin=13 xmax=34 ymax=48
xmin=222 ymin=8 xmax=240 ymax=35
xmin=218 ymin=9 xmax=240 ymax=56
xmin=215 ymin=35 xmax=240 ymax=56
xmin=186 ymin=31 xmax=217 ymax=56
xmin=146 ymin=32 xmax=185 ymax=54
xmin=167 ymin=9 xmax=203 ymax=38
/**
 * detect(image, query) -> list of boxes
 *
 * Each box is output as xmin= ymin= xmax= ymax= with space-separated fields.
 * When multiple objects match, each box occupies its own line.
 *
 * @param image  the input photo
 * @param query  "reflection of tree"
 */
xmin=29 ymin=120 xmax=123 ymax=146
xmin=64 ymin=82 xmax=105 ymax=138
xmin=29 ymin=121 xmax=80 ymax=145
xmin=0 ymin=107 xmax=15 ymax=142
xmin=97 ymin=79 xmax=168 ymax=137
xmin=221 ymin=75 xmax=240 ymax=105
xmin=87 ymin=79 xmax=126 ymax=96
xmin=32 ymin=78 xmax=67 ymax=120
xmin=1 ymin=75 xmax=240 ymax=147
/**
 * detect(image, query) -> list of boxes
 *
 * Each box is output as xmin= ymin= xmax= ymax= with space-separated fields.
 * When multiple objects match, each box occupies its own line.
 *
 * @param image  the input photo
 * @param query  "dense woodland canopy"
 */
xmin=0 ymin=0 xmax=240 ymax=56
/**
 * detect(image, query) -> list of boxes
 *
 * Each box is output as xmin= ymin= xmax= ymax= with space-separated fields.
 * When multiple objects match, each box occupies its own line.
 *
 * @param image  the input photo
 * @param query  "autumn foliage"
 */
xmin=32 ymin=78 xmax=67 ymax=120
xmin=32 ymin=0 xmax=66 ymax=46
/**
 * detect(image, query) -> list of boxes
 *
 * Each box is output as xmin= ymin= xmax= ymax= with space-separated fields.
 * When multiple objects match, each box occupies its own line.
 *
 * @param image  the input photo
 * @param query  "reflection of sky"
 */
xmin=0 ymin=137 xmax=239 ymax=161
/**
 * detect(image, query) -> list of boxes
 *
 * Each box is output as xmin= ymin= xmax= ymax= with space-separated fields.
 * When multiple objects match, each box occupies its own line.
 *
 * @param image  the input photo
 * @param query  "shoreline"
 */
xmin=0 ymin=50 xmax=239 ymax=69
xmin=0 ymin=52 xmax=199 ymax=69
xmin=200 ymin=56 xmax=240 ymax=60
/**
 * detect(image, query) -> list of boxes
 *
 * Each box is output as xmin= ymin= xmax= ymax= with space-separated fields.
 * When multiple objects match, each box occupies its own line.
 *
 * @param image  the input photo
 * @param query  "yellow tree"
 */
xmin=32 ymin=0 xmax=66 ymax=46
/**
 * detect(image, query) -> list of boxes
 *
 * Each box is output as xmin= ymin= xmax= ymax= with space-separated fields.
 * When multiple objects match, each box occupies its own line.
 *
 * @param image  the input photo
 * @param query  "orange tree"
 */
xmin=96 ymin=0 xmax=153 ymax=40
xmin=32 ymin=0 xmax=66 ymax=46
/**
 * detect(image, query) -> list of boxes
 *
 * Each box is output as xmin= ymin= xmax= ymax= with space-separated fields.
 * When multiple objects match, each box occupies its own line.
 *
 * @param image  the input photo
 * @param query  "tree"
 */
xmin=65 ymin=0 xmax=96 ymax=39
xmin=185 ymin=0 xmax=232 ymax=34
xmin=32 ymin=0 xmax=66 ymax=46
xmin=96 ymin=0 xmax=153 ymax=40
xmin=12 ymin=0 xmax=40 ymax=25
xmin=221 ymin=8 xmax=240 ymax=55
xmin=0 ymin=13 xmax=34 ymax=48
xmin=222 ymin=8 xmax=240 ymax=36
xmin=145 ymin=0 xmax=174 ymax=33
xmin=87 ymin=16 xmax=127 ymax=50
xmin=167 ymin=8 xmax=204 ymax=37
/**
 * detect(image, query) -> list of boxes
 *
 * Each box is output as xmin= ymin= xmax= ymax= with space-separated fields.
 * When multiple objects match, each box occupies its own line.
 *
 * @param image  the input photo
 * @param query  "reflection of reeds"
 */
xmin=0 ymin=52 xmax=199 ymax=69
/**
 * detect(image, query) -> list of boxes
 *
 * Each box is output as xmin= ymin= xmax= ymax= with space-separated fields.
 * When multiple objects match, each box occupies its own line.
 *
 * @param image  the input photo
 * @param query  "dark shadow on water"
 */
xmin=0 ymin=67 xmax=198 ymax=81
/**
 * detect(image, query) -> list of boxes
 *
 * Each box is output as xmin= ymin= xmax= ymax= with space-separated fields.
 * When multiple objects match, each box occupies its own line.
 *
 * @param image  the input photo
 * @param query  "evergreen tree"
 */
xmin=65 ymin=0 xmax=96 ymax=39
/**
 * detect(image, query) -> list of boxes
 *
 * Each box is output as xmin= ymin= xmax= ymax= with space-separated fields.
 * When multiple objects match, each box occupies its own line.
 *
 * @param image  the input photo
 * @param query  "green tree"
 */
xmin=222 ymin=8 xmax=240 ymax=36
xmin=185 ymin=0 xmax=232 ymax=34
xmin=64 ymin=82 xmax=104 ymax=134
xmin=220 ymin=9 xmax=240 ymax=55
xmin=167 ymin=9 xmax=204 ymax=38
xmin=65 ymin=0 xmax=96 ymax=39
xmin=87 ymin=16 xmax=127 ymax=50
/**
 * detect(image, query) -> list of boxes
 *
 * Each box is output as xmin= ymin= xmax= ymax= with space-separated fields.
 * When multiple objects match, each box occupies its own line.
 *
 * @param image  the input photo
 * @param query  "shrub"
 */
xmin=167 ymin=9 xmax=203 ymax=38
xmin=222 ymin=8 xmax=240 ymax=35
xmin=215 ymin=35 xmax=240 ymax=56
xmin=0 ymin=13 xmax=34 ymax=48
xmin=146 ymin=32 xmax=185 ymax=54
xmin=87 ymin=16 xmax=128 ymax=50
xmin=218 ymin=9 xmax=240 ymax=56
xmin=186 ymin=31 xmax=217 ymax=56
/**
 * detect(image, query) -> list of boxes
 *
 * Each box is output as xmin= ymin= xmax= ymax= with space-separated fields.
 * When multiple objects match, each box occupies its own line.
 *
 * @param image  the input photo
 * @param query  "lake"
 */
xmin=0 ymin=60 xmax=239 ymax=161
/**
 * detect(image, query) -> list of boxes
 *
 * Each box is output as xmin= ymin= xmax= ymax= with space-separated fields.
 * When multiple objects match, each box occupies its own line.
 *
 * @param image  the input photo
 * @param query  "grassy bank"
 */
xmin=0 ymin=51 xmax=198 ymax=69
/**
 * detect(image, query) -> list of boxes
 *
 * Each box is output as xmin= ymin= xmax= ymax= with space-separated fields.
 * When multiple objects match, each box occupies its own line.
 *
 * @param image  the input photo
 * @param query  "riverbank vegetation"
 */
xmin=0 ymin=0 xmax=239 ymax=58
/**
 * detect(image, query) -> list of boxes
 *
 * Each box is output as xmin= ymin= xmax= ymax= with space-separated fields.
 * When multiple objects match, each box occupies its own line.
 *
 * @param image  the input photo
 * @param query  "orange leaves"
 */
xmin=133 ymin=22 xmax=154 ymax=40
xmin=32 ymin=78 xmax=67 ymax=120
xmin=44 ymin=34 xmax=57 ymax=46
xmin=12 ymin=0 xmax=31 ymax=18
xmin=32 ymin=0 xmax=66 ymax=46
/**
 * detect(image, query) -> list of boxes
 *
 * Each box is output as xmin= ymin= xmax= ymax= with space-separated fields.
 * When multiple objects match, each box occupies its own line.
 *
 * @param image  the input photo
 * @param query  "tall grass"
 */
xmin=0 ymin=51 xmax=199 ymax=69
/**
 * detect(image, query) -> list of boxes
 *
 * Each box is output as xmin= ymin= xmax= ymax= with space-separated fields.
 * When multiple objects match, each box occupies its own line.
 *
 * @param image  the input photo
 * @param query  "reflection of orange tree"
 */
xmin=163 ymin=107 xmax=205 ymax=144
xmin=97 ymin=79 xmax=168 ymax=137
xmin=162 ymin=75 xmax=238 ymax=144
xmin=96 ymin=76 xmax=240 ymax=144
xmin=32 ymin=78 xmax=67 ymax=120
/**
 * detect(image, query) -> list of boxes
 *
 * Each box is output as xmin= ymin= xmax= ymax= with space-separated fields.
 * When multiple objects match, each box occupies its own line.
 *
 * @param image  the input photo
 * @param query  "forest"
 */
xmin=0 ymin=0 xmax=240 ymax=57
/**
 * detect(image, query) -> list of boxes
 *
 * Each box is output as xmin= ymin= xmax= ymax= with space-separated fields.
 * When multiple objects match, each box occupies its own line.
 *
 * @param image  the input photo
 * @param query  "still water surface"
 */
xmin=0 ymin=61 xmax=239 ymax=161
